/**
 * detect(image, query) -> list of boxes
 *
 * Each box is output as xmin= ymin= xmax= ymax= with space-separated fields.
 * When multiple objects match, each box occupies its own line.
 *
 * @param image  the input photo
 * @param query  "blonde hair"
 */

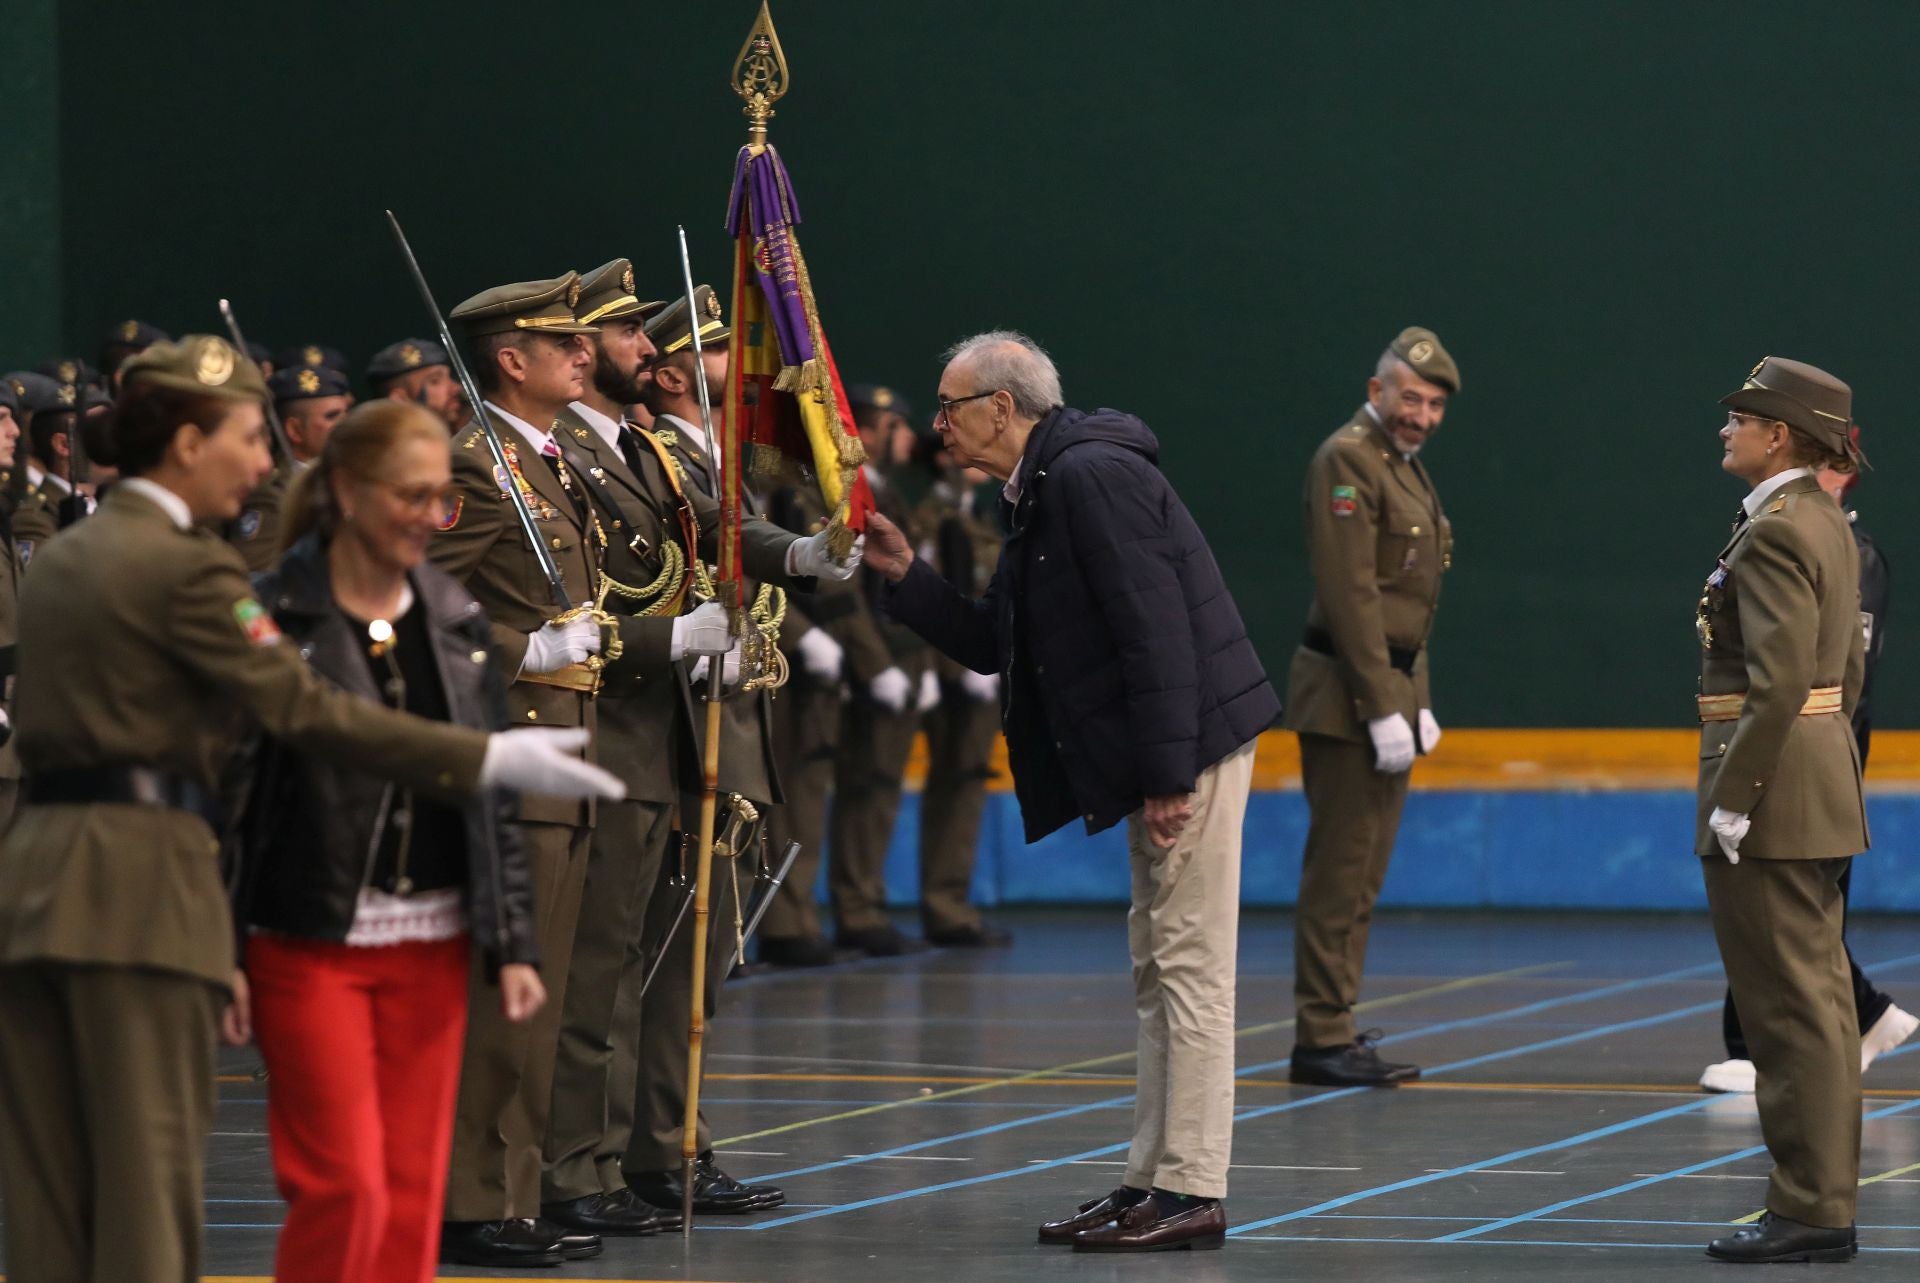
xmin=279 ymin=400 xmax=449 ymax=556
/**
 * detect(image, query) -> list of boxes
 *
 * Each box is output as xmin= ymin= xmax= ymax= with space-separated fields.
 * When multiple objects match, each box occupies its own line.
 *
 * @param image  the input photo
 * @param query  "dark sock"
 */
xmin=1150 ymin=1186 xmax=1213 ymax=1210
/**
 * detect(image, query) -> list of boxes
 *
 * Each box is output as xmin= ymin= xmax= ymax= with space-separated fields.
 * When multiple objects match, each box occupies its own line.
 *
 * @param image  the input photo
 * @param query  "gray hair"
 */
xmin=941 ymin=330 xmax=1063 ymax=419
xmin=1374 ymin=347 xmax=1411 ymax=383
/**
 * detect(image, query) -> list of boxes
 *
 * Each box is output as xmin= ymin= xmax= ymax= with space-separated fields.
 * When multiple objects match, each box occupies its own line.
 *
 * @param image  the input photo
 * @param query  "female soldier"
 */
xmin=0 ymin=337 xmax=621 ymax=1283
xmin=1696 ymin=356 xmax=1869 ymax=1265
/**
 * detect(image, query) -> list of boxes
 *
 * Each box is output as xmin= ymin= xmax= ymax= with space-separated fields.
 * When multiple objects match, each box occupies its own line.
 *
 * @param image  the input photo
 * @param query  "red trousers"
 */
xmin=248 ymin=932 xmax=470 ymax=1283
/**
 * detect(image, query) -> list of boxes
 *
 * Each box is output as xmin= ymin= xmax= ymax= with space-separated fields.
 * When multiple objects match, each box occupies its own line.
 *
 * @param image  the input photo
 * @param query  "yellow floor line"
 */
xmin=713 ymin=961 xmax=1567 ymax=1146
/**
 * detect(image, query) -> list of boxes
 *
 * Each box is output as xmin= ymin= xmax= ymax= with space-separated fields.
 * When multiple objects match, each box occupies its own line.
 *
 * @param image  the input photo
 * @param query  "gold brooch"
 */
xmin=621 ymin=265 xmax=635 ymax=294
xmin=400 ymin=344 xmax=422 ymax=367
xmin=119 ymin=320 xmax=139 ymax=341
xmin=1408 ymin=340 xmax=1434 ymax=364
xmin=297 ymin=369 xmax=321 ymax=395
xmin=196 ymin=340 xmax=236 ymax=387
xmin=704 ymin=290 xmax=722 ymax=319
xmin=303 ymin=346 xmax=323 ymax=367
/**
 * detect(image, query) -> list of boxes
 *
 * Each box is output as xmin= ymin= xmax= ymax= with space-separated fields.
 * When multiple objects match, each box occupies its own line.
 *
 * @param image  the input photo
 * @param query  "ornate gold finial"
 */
xmin=731 ymin=1 xmax=789 ymax=153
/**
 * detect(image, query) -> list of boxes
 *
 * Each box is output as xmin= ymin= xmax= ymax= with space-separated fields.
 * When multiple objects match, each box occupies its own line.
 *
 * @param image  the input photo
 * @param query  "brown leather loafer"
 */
xmin=1073 ymin=1196 xmax=1226 ymax=1252
xmin=1037 ymin=1186 xmax=1149 ymax=1243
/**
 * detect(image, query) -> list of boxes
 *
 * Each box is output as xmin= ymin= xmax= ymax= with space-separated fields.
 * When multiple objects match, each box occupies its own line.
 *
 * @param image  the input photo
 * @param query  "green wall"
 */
xmin=33 ymin=1 xmax=1920 ymax=726
xmin=2 ymin=0 xmax=60 ymax=361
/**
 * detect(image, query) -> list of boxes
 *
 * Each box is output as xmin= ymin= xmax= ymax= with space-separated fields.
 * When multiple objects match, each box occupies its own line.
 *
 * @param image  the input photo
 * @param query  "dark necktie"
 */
xmin=1731 ymin=503 xmax=1749 ymax=535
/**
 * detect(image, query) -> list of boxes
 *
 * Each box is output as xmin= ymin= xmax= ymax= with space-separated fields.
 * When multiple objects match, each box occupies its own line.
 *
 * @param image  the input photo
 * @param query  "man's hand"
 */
xmin=499 ymin=963 xmax=546 ymax=1022
xmin=1418 ymin=708 xmax=1443 ymax=753
xmin=1367 ymin=714 xmax=1417 ymax=774
xmin=220 ymin=970 xmax=252 ymax=1046
xmin=869 ymin=666 xmax=912 ymax=712
xmin=787 ymin=530 xmax=864 ymax=581
xmin=1143 ymin=794 xmax=1194 ymax=849
xmin=959 ymin=669 xmax=1000 ymax=702
xmin=863 ymin=512 xmax=915 ymax=583
xmin=915 ymin=669 xmax=941 ymax=713
xmin=796 ymin=627 xmax=844 ymax=682
xmin=1708 ymin=806 xmax=1750 ymax=864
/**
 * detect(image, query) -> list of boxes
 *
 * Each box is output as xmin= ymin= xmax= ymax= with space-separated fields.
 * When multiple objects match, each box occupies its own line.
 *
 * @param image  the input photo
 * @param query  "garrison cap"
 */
xmin=0 ymin=378 xmax=18 ymax=418
xmin=38 ymin=357 xmax=99 ymax=387
xmin=120 ymin=335 xmax=269 ymax=403
xmin=276 ymin=343 xmax=351 ymax=375
xmin=4 ymin=371 xmax=72 ymax=415
xmin=269 ymin=364 xmax=351 ymax=403
xmin=1386 ymin=326 xmax=1459 ymax=394
xmin=451 ymin=273 xmax=600 ymax=337
xmin=1722 ymin=356 xmax=1859 ymax=461
xmin=79 ymin=383 xmax=113 ymax=414
xmin=575 ymin=259 xmax=666 ymax=327
xmin=848 ymin=383 xmax=915 ymax=424
xmin=104 ymin=319 xmax=170 ymax=350
xmin=366 ymin=338 xmax=450 ymax=382
xmin=245 ymin=341 xmax=273 ymax=368
xmin=644 ymin=285 xmax=730 ymax=356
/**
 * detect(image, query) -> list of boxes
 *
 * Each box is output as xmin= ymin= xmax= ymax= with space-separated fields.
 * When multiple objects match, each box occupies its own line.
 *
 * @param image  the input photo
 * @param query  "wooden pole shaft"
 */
xmin=680 ymin=662 xmax=727 ymax=1237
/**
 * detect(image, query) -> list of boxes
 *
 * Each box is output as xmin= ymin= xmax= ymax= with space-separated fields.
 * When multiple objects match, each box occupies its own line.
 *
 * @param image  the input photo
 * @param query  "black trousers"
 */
xmin=1723 ymin=858 xmax=1890 ymax=1059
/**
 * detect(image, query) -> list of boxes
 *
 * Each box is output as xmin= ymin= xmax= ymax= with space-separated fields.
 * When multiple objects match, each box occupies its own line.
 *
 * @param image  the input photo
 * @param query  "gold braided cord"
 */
xmin=597 ymin=539 xmax=689 ymax=616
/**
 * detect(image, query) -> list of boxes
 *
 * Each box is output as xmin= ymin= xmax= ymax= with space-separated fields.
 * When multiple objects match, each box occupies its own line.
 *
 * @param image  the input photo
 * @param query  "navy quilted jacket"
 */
xmin=886 ymin=405 xmax=1280 ymax=841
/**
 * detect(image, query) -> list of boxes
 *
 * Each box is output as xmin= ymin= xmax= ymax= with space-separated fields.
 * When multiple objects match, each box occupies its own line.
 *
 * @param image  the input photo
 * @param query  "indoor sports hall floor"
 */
xmin=183 ymin=909 xmax=1920 ymax=1279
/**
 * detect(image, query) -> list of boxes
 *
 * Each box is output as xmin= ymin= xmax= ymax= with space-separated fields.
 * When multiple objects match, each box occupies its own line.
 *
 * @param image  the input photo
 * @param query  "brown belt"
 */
xmin=1697 ymin=686 xmax=1842 ymax=723
xmin=517 ymin=661 xmax=603 ymax=695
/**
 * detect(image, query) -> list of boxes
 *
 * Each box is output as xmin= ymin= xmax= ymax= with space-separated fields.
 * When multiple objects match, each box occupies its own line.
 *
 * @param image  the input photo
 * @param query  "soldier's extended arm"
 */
xmin=1307 ymin=445 xmax=1399 ymax=720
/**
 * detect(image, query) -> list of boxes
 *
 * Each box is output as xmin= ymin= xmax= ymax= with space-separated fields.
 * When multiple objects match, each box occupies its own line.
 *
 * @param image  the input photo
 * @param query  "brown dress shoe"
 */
xmin=1037 ymin=1186 xmax=1149 ymax=1243
xmin=1072 ymin=1195 xmax=1226 ymax=1253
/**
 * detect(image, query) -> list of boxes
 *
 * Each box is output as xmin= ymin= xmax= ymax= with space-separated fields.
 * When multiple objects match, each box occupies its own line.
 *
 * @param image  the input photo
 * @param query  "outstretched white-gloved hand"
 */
xmin=1708 ymin=806 xmax=1750 ymax=864
xmin=1418 ymin=708 xmax=1443 ymax=753
xmin=481 ymin=727 xmax=624 ymax=799
xmin=796 ymin=627 xmax=844 ymax=682
xmin=1367 ymin=713 xmax=1417 ymax=774
xmin=669 ymin=601 xmax=732 ymax=660
xmin=520 ymin=616 xmax=601 ymax=675
xmin=959 ymin=669 xmax=1000 ymax=702
xmin=787 ymin=530 xmax=864 ymax=581
xmin=916 ymin=669 xmax=941 ymax=713
xmin=689 ymin=648 xmax=745 ymax=689
xmin=869 ymin=665 xmax=911 ymax=712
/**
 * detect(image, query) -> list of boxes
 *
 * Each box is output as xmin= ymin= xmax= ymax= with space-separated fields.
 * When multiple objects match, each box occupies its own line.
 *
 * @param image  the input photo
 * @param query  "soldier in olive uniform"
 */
xmin=228 ymin=363 xmax=351 ymax=571
xmin=7 ymin=372 xmax=78 ymax=559
xmin=276 ymin=343 xmax=352 ymax=379
xmin=97 ymin=317 xmax=168 ymax=389
xmin=1697 ymin=358 xmax=1870 ymax=1265
xmin=910 ymin=445 xmax=1010 ymax=945
xmin=1283 ymin=327 xmax=1457 ymax=1087
xmin=826 ymin=384 xmax=938 ymax=955
xmin=369 ymin=337 xmax=464 ymax=428
xmin=0 ymin=380 xmax=23 ymax=831
xmin=0 ymin=336 xmax=616 ymax=1283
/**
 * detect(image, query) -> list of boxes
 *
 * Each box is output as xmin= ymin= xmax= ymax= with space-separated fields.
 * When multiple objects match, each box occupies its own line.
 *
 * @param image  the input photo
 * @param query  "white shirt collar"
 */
xmin=1002 ymin=458 xmax=1024 ymax=505
xmin=1743 ymin=466 xmax=1812 ymax=519
xmin=660 ymin=412 xmax=707 ymax=457
xmin=569 ymin=400 xmax=624 ymax=451
xmin=118 ymin=477 xmax=193 ymax=530
xmin=483 ymin=401 xmax=555 ymax=457
xmin=28 ymin=464 xmax=72 ymax=498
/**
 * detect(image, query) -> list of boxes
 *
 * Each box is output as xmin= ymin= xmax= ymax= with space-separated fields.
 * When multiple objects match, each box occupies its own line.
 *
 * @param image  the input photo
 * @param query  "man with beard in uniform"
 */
xmin=228 ymin=364 xmax=351 ymax=570
xmin=368 ymin=338 xmax=465 ymax=429
xmin=1283 ymin=326 xmax=1458 ymax=1088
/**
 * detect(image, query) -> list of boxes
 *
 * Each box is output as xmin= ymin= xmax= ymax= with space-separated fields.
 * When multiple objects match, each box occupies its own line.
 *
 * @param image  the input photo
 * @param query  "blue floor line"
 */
xmin=1226 ymin=1096 xmax=1720 ymax=1235
xmin=1436 ymin=1095 xmax=1920 ymax=1242
xmin=1236 ymin=1234 xmax=1920 ymax=1253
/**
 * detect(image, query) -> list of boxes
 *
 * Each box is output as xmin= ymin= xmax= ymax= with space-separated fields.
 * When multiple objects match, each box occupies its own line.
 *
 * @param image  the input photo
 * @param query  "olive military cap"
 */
xmin=1386 ymin=326 xmax=1460 ymax=394
xmin=1722 ymin=356 xmax=1858 ymax=458
xmin=451 ymin=273 xmax=600 ymax=338
xmin=848 ymin=383 xmax=915 ymax=424
xmin=121 ymin=335 xmax=269 ymax=402
xmin=268 ymin=363 xmax=351 ymax=404
xmin=5 ymin=371 xmax=71 ymax=415
xmin=366 ymin=338 xmax=450 ymax=381
xmin=645 ymin=284 xmax=730 ymax=356
xmin=276 ymin=343 xmax=351 ymax=375
xmin=574 ymin=259 xmax=666 ymax=327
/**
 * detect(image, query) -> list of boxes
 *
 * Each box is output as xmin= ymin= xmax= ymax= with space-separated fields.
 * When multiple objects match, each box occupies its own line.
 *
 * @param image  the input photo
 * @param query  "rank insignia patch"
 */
xmin=233 ymin=598 xmax=283 ymax=646
xmin=436 ymin=496 xmax=464 ymax=531
xmin=1330 ymin=484 xmax=1357 ymax=517
xmin=14 ymin=540 xmax=31 ymax=568
xmin=236 ymin=510 xmax=262 ymax=539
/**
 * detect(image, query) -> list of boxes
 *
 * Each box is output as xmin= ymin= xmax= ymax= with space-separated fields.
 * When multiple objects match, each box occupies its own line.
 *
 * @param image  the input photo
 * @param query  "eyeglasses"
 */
xmin=364 ymin=476 xmax=460 ymax=520
xmin=934 ymin=390 xmax=1001 ymax=425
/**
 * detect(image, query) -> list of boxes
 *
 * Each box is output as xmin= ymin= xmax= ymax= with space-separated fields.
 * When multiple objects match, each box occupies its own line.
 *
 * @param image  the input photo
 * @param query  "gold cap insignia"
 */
xmin=56 ymin=360 xmax=77 ymax=382
xmin=119 ymin=320 xmax=140 ymax=341
xmin=302 ymin=346 xmax=323 ymax=367
xmin=6 ymin=378 xmax=22 ymax=398
xmin=621 ymin=266 xmax=635 ymax=295
xmin=704 ymin=290 xmax=722 ymax=320
xmin=1750 ymin=357 xmax=1769 ymax=379
xmin=57 ymin=384 xmax=77 ymax=407
xmin=873 ymin=387 xmax=894 ymax=407
xmin=1408 ymin=340 xmax=1434 ymax=365
xmin=296 ymin=368 xmax=321 ymax=395
xmin=567 ymin=281 xmax=582 ymax=309
xmin=400 ymin=343 xmax=422 ymax=368
xmin=196 ymin=339 xmax=236 ymax=387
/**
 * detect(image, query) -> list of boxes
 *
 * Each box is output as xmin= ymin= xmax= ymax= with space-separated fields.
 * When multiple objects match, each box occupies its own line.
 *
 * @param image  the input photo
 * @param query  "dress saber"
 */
xmin=216 ymin=298 xmax=293 ymax=464
xmin=383 ymin=209 xmax=571 ymax=611
xmin=734 ymin=840 xmax=801 ymax=968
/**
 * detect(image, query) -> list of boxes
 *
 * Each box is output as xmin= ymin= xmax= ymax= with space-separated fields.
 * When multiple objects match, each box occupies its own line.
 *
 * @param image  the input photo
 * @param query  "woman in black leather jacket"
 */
xmin=228 ymin=399 xmax=544 ymax=1283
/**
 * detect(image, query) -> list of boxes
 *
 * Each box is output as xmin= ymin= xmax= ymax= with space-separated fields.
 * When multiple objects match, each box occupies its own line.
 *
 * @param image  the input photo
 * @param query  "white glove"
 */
xmin=520 ymin=615 xmax=601 ymax=675
xmin=796 ymin=627 xmax=844 ymax=682
xmin=959 ymin=669 xmax=1000 ymax=702
xmin=1418 ymin=708 xmax=1442 ymax=753
xmin=670 ymin=601 xmax=732 ymax=659
xmin=1367 ymin=713 xmax=1417 ymax=774
xmin=915 ymin=668 xmax=941 ymax=713
xmin=787 ymin=530 xmax=864 ymax=581
xmin=1709 ymin=806 xmax=1750 ymax=864
xmin=689 ymin=647 xmax=745 ymax=689
xmin=869 ymin=665 xmax=911 ymax=712
xmin=480 ymin=727 xmax=625 ymax=799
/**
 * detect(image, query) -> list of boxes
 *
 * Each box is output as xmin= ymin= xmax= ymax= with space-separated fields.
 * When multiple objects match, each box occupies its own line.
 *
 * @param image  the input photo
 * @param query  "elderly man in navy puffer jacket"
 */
xmin=864 ymin=330 xmax=1279 ymax=1254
